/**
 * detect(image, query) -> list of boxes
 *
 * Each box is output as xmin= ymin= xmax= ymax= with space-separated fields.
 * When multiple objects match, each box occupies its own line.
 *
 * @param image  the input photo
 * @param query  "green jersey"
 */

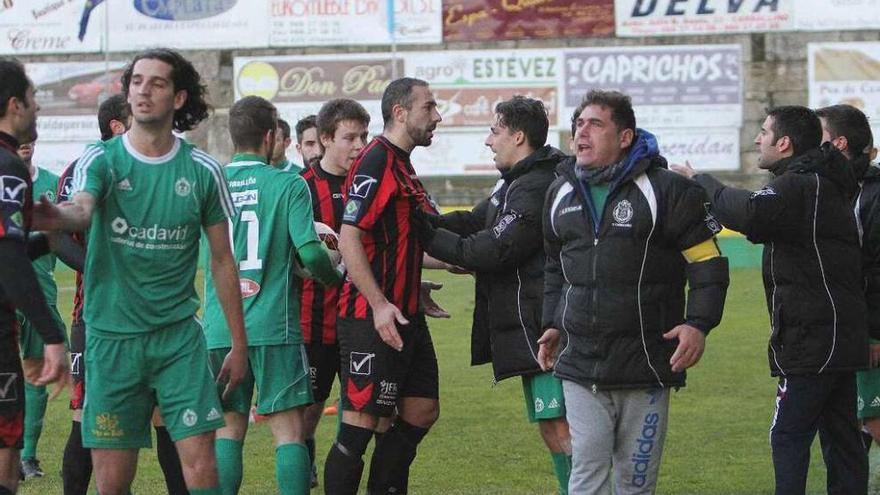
xmin=72 ymin=134 xmax=235 ymax=334
xmin=279 ymin=159 xmax=303 ymax=173
xmin=31 ymin=166 xmax=59 ymax=305
xmin=203 ymin=153 xmax=318 ymax=348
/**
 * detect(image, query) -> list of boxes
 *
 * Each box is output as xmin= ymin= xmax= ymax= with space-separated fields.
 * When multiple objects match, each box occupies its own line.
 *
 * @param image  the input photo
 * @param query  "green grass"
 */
xmin=17 ymin=267 xmax=879 ymax=493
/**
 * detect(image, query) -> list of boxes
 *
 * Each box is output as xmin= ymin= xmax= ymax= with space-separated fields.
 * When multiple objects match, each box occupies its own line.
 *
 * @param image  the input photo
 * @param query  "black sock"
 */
xmin=62 ymin=420 xmax=92 ymax=495
xmin=365 ymin=431 xmax=385 ymax=493
xmin=323 ymin=423 xmax=374 ymax=495
xmin=367 ymin=420 xmax=429 ymax=495
xmin=154 ymin=426 xmax=189 ymax=495
xmin=0 ymin=485 xmax=13 ymax=495
xmin=306 ymin=437 xmax=316 ymax=466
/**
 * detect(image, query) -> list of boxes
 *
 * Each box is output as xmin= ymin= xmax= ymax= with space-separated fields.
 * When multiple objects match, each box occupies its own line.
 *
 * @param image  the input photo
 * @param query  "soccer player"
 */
xmin=0 ymin=57 xmax=68 ymax=495
xmin=58 ymin=93 xmax=190 ymax=495
xmin=672 ymin=106 xmax=868 ymax=494
xmin=538 ymin=90 xmax=729 ymax=494
xmin=272 ymin=116 xmax=320 ymax=172
xmin=815 ymin=106 xmax=880 ymax=451
xmin=14 ymin=140 xmax=64 ymax=481
xmin=324 ymin=77 xmax=442 ymax=495
xmin=203 ymin=95 xmax=342 ymax=495
xmin=416 ymin=96 xmax=572 ymax=493
xmin=298 ymin=98 xmax=370 ymax=488
xmin=33 ymin=48 xmax=248 ymax=495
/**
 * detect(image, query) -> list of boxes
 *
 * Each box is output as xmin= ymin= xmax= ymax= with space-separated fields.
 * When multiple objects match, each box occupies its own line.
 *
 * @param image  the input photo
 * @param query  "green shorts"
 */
xmin=523 ymin=372 xmax=566 ymax=423
xmin=82 ymin=318 xmax=224 ymax=449
xmin=208 ymin=343 xmax=313 ymax=416
xmin=16 ymin=306 xmax=67 ymax=360
xmin=858 ymin=368 xmax=880 ymax=419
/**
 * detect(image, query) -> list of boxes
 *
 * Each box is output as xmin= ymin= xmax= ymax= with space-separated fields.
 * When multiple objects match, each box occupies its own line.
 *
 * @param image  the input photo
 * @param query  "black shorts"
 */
xmin=337 ymin=314 xmax=439 ymax=417
xmin=69 ymin=322 xmax=85 ymax=410
xmin=0 ymin=328 xmax=24 ymax=449
xmin=305 ymin=342 xmax=339 ymax=403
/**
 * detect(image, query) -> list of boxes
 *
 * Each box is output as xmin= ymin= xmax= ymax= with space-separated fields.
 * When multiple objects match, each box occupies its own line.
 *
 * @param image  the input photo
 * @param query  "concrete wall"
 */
xmin=20 ymin=28 xmax=880 ymax=202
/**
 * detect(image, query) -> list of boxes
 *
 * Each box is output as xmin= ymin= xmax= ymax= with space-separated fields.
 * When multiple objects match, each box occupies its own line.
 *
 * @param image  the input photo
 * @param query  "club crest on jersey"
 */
xmin=182 ymin=408 xmax=198 ymax=427
xmin=175 ymin=177 xmax=192 ymax=197
xmin=349 ymin=175 xmax=377 ymax=199
xmin=612 ymin=199 xmax=634 ymax=227
xmin=343 ymin=200 xmax=361 ymax=222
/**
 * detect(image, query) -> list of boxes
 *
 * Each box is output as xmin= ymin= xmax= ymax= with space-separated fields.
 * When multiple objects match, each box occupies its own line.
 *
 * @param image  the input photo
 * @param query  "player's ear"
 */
xmin=173 ymin=89 xmax=188 ymax=111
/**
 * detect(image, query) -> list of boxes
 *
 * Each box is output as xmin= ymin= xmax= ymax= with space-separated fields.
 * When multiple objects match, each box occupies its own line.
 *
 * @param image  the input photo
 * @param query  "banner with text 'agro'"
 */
xmin=809 ymin=42 xmax=880 ymax=144
xmin=403 ymin=48 xmax=565 ymax=175
xmin=0 ymin=0 xmax=104 ymax=55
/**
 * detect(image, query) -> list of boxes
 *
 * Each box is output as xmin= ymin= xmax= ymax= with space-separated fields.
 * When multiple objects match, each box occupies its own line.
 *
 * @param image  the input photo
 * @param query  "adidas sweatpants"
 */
xmin=563 ymin=380 xmax=670 ymax=495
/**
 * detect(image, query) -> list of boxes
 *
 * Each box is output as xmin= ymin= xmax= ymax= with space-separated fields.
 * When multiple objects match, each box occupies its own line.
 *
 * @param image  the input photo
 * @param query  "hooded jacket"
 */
xmin=543 ymin=130 xmax=728 ymax=390
xmin=424 ymin=145 xmax=566 ymax=381
xmin=853 ymin=159 xmax=880 ymax=340
xmin=695 ymin=144 xmax=869 ymax=376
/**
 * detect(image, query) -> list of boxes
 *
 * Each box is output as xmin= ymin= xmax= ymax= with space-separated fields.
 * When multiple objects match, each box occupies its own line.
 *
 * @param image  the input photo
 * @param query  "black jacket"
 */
xmin=695 ymin=145 xmax=868 ymax=376
xmin=424 ymin=145 xmax=565 ymax=381
xmin=543 ymin=135 xmax=728 ymax=391
xmin=854 ymin=160 xmax=880 ymax=341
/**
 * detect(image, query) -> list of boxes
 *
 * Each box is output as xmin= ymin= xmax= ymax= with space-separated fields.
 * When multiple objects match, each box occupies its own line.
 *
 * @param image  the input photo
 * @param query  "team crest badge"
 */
xmin=612 ymin=199 xmax=634 ymax=224
xmin=175 ymin=177 xmax=192 ymax=197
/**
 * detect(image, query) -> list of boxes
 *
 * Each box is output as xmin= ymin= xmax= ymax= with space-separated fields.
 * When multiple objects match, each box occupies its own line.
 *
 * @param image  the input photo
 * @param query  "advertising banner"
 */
xmin=411 ymin=130 xmax=563 ymax=176
xmin=562 ymin=45 xmax=742 ymax=129
xmin=28 ymin=61 xmax=127 ymax=142
xmin=234 ymin=54 xmax=401 ymax=135
xmin=270 ymin=0 xmax=441 ymax=46
xmin=795 ymin=0 xmax=880 ymax=31
xmin=654 ymin=127 xmax=740 ymax=172
xmin=614 ymin=0 xmax=793 ymax=37
xmin=108 ymin=0 xmax=270 ymax=51
xmin=809 ymin=42 xmax=880 ymax=141
xmin=0 ymin=0 xmax=104 ymax=55
xmin=442 ymin=0 xmax=613 ymax=42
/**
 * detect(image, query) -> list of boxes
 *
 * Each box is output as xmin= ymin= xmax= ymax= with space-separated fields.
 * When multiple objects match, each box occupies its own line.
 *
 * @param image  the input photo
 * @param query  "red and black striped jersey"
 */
xmin=298 ymin=164 xmax=346 ymax=344
xmin=57 ymin=160 xmax=85 ymax=327
xmin=338 ymin=136 xmax=438 ymax=319
xmin=0 ymin=132 xmax=32 ymax=332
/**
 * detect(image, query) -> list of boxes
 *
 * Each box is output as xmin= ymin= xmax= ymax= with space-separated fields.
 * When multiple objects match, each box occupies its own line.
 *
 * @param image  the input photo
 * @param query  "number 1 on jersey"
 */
xmin=230 ymin=210 xmax=263 ymax=271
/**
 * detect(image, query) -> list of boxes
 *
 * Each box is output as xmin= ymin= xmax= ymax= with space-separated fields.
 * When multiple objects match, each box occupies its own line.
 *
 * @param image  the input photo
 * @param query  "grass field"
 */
xmin=16 ymin=266 xmax=880 ymax=494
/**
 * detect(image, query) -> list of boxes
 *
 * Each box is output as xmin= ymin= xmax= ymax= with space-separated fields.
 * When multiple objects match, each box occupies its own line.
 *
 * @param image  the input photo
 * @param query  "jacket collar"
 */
xmin=0 ymin=132 xmax=19 ymax=154
xmin=502 ymin=145 xmax=566 ymax=182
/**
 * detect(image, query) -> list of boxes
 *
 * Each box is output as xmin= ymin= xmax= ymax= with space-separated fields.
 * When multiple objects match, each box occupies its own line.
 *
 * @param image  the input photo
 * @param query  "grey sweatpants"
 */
xmin=563 ymin=380 xmax=670 ymax=495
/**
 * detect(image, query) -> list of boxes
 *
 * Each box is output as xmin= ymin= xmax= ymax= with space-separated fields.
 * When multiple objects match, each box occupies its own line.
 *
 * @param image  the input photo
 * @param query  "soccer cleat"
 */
xmin=311 ymin=464 xmax=319 ymax=488
xmin=20 ymin=457 xmax=44 ymax=480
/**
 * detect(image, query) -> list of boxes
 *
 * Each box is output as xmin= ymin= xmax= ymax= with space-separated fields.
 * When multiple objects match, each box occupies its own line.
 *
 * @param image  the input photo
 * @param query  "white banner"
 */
xmin=615 ymin=0 xmax=793 ymax=36
xmin=655 ymin=127 xmax=740 ymax=172
xmin=0 ymin=0 xmax=104 ymax=55
xmin=411 ymin=131 xmax=563 ymax=176
xmin=32 ymin=141 xmax=91 ymax=177
xmin=270 ymin=0 xmax=441 ymax=46
xmin=808 ymin=42 xmax=880 ymax=142
xmin=562 ymin=45 xmax=743 ymax=129
xmin=108 ymin=1 xmax=270 ymax=51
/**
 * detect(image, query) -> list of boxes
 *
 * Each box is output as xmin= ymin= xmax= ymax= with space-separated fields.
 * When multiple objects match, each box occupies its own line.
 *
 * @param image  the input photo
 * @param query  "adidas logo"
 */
xmin=116 ymin=178 xmax=132 ymax=191
xmin=871 ymin=396 xmax=880 ymax=408
xmin=548 ymin=398 xmax=559 ymax=409
xmin=206 ymin=407 xmax=221 ymax=421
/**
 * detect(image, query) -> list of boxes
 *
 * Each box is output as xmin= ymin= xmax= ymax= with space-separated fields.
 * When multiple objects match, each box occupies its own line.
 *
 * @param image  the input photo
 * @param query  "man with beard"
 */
xmin=325 ymin=77 xmax=443 ymax=495
xmin=672 ymin=106 xmax=869 ymax=494
xmin=0 ymin=57 xmax=68 ymax=495
xmin=538 ymin=90 xmax=728 ymax=494
xmin=32 ymin=48 xmax=248 ymax=495
xmin=416 ymin=96 xmax=573 ymax=494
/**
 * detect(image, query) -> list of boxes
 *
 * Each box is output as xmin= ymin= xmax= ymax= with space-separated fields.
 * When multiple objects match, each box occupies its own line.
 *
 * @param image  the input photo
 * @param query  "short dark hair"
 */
xmin=120 ymin=48 xmax=210 ymax=132
xmin=0 ymin=58 xmax=30 ymax=119
xmin=277 ymin=118 xmax=291 ymax=140
xmin=381 ymin=77 xmax=428 ymax=127
xmin=495 ymin=96 xmax=549 ymax=150
xmin=816 ymin=104 xmax=873 ymax=157
xmin=766 ymin=106 xmax=822 ymax=156
xmin=98 ymin=94 xmax=129 ymax=141
xmin=317 ymin=99 xmax=371 ymax=140
xmin=294 ymin=115 xmax=316 ymax=144
xmin=572 ymin=89 xmax=636 ymax=134
xmin=229 ymin=96 xmax=277 ymax=151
